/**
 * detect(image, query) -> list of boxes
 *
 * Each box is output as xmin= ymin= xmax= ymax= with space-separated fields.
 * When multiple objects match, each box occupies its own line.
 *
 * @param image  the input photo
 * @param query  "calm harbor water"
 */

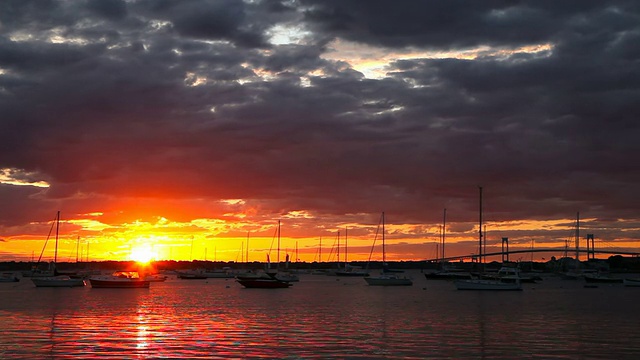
xmin=1 ymin=270 xmax=639 ymax=359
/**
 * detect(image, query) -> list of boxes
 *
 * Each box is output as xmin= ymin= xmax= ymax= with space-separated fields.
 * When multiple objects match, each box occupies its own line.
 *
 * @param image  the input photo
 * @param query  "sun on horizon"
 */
xmin=129 ymin=245 xmax=157 ymax=264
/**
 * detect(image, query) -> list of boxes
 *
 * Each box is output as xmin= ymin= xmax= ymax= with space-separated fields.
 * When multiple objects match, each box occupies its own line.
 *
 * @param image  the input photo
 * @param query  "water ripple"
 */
xmin=1 ymin=274 xmax=640 ymax=358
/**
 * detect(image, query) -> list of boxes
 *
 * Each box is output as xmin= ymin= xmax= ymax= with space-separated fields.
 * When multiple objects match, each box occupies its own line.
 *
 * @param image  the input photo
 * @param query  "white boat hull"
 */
xmin=89 ymin=271 xmax=151 ymax=288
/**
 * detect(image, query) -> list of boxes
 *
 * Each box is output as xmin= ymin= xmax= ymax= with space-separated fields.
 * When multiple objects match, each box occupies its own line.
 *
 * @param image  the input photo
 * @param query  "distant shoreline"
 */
xmin=3 ymin=255 xmax=640 ymax=273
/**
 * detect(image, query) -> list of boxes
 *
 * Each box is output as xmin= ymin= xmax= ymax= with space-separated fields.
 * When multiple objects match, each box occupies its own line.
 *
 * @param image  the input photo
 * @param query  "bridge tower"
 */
xmin=501 ymin=237 xmax=509 ymax=263
xmin=586 ymin=234 xmax=595 ymax=260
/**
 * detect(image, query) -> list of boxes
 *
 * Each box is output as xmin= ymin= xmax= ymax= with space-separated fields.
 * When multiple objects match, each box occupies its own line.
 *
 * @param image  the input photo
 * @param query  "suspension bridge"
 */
xmin=426 ymin=234 xmax=640 ymax=263
xmin=428 ymin=248 xmax=640 ymax=263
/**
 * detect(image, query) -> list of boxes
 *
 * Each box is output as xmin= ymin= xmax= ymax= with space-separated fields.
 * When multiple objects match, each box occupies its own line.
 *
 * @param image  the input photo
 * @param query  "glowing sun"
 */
xmin=130 ymin=245 xmax=156 ymax=264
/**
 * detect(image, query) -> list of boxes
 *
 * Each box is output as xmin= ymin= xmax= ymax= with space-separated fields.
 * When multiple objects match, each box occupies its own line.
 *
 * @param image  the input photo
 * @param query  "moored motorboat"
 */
xmin=481 ymin=266 xmax=539 ymax=284
xmin=32 ymin=275 xmax=85 ymax=287
xmin=89 ymin=271 xmax=150 ymax=288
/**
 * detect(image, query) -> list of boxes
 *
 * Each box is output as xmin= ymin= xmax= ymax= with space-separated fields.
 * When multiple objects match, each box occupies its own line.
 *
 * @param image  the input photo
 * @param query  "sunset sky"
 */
xmin=1 ymin=0 xmax=639 ymax=264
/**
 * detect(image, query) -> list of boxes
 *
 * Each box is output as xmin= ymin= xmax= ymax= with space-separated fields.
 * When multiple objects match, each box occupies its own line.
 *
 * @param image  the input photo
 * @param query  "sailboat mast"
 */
xmin=337 ymin=231 xmax=340 ymax=265
xmin=277 ymin=220 xmax=281 ymax=264
xmin=345 ymin=227 xmax=348 ymax=266
xmin=382 ymin=212 xmax=386 ymax=263
xmin=442 ymin=208 xmax=446 ymax=264
xmin=190 ymin=236 xmax=194 ymax=261
xmin=484 ymin=225 xmax=487 ymax=264
xmin=478 ymin=186 xmax=483 ymax=265
xmin=575 ymin=212 xmax=580 ymax=262
xmin=54 ymin=211 xmax=60 ymax=263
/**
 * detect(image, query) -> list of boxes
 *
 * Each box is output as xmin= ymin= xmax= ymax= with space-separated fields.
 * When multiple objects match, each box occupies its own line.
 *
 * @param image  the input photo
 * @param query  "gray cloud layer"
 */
xmin=1 ymin=0 xmax=639 ymax=246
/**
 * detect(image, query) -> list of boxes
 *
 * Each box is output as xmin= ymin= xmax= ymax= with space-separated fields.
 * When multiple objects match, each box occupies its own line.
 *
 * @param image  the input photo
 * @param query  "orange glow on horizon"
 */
xmin=1 ymin=212 xmax=638 ymax=263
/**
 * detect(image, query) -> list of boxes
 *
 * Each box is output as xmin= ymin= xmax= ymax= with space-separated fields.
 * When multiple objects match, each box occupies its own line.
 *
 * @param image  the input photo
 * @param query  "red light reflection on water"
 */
xmin=3 ymin=274 xmax=640 ymax=358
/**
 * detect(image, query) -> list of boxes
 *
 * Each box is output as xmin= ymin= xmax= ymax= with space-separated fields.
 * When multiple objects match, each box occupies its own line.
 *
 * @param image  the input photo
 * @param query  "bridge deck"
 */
xmin=427 ymin=248 xmax=640 ymax=262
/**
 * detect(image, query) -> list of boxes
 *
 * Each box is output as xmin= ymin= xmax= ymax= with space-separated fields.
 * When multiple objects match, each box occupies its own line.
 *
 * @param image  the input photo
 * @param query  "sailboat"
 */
xmin=276 ymin=253 xmax=300 ymax=282
xmin=560 ymin=212 xmax=607 ymax=281
xmin=561 ymin=212 xmax=584 ymax=280
xmin=335 ymin=228 xmax=370 ymax=277
xmin=272 ymin=220 xmax=299 ymax=282
xmin=425 ymin=208 xmax=473 ymax=280
xmin=22 ymin=213 xmax=59 ymax=278
xmin=31 ymin=211 xmax=86 ymax=288
xmin=454 ymin=187 xmax=522 ymax=291
xmin=364 ymin=212 xmax=413 ymax=286
xmin=236 ymin=221 xmax=295 ymax=288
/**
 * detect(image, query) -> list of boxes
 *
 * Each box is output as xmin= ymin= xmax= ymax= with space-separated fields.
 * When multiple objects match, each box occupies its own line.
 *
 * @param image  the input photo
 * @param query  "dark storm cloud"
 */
xmin=0 ymin=37 xmax=99 ymax=72
xmin=86 ymin=0 xmax=128 ymax=21
xmin=0 ymin=0 xmax=639 ymax=246
xmin=300 ymin=0 xmax=621 ymax=49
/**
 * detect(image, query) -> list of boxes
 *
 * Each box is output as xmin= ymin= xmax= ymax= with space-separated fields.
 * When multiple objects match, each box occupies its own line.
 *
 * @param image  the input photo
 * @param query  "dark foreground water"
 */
xmin=1 ymin=270 xmax=639 ymax=359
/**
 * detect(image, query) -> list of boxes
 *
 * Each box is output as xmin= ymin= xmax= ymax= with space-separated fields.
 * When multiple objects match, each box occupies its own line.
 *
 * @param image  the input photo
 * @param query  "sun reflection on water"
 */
xmin=2 ymin=274 xmax=640 ymax=358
